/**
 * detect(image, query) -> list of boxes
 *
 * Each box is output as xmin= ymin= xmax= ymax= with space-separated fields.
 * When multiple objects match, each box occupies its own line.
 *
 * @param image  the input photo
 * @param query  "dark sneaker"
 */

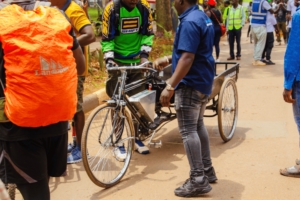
xmin=67 ymin=142 xmax=76 ymax=153
xmin=261 ymin=59 xmax=267 ymax=63
xmin=265 ymin=60 xmax=275 ymax=65
xmin=204 ymin=167 xmax=218 ymax=183
xmin=174 ymin=176 xmax=212 ymax=197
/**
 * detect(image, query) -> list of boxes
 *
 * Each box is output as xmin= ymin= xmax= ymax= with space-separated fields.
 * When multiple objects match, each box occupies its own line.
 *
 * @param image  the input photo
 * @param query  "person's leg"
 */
xmin=235 ymin=28 xmax=242 ymax=58
xmin=282 ymin=23 xmax=287 ymax=43
xmin=228 ymin=30 xmax=235 ymax=58
xmin=286 ymin=27 xmax=290 ymax=43
xmin=68 ymin=76 xmax=85 ymax=163
xmin=262 ymin=32 xmax=268 ymax=60
xmin=253 ymin=26 xmax=267 ymax=61
xmin=247 ymin=25 xmax=251 ymax=37
xmin=214 ymin=28 xmax=221 ymax=59
xmin=266 ymin=32 xmax=274 ymax=61
xmin=280 ymin=81 xmax=300 ymax=177
xmin=276 ymin=22 xmax=282 ymax=43
xmin=174 ymin=85 xmax=212 ymax=197
xmin=17 ymin=178 xmax=50 ymax=200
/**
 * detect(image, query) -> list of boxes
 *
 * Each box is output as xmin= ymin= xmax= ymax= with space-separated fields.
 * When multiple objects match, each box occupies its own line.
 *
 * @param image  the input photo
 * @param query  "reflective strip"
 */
xmin=252 ymin=12 xmax=267 ymax=16
xmin=252 ymin=16 xmax=264 ymax=20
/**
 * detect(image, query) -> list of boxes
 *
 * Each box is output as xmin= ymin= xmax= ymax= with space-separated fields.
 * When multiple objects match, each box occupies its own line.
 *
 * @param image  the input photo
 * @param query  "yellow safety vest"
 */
xmin=228 ymin=7 xmax=243 ymax=30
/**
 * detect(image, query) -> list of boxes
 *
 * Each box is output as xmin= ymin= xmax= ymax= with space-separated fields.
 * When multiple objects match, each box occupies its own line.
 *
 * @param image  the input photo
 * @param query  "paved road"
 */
xmin=15 ymin=24 xmax=300 ymax=199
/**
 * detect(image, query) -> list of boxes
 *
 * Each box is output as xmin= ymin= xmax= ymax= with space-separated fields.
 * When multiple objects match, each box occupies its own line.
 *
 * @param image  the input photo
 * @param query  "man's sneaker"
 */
xmin=67 ymin=147 xmax=82 ymax=164
xmin=204 ymin=167 xmax=218 ymax=183
xmin=261 ymin=59 xmax=266 ymax=63
xmin=275 ymin=42 xmax=281 ymax=46
xmin=265 ymin=60 xmax=275 ymax=65
xmin=215 ymin=59 xmax=220 ymax=62
xmin=135 ymin=139 xmax=149 ymax=154
xmin=174 ymin=176 xmax=212 ymax=197
xmin=67 ymin=143 xmax=76 ymax=153
xmin=113 ymin=144 xmax=127 ymax=162
xmin=253 ymin=60 xmax=266 ymax=66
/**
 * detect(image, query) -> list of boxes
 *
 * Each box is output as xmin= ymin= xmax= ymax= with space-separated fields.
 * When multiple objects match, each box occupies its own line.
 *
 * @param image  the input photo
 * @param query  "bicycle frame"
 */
xmin=102 ymin=62 xmax=163 ymax=146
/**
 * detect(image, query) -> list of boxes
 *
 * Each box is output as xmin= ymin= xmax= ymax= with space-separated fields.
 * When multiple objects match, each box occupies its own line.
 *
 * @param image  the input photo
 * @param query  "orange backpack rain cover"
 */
xmin=0 ymin=5 xmax=78 ymax=127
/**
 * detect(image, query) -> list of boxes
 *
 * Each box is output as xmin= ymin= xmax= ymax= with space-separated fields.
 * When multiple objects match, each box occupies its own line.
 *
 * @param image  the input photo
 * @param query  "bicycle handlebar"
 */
xmin=106 ymin=61 xmax=157 ymax=73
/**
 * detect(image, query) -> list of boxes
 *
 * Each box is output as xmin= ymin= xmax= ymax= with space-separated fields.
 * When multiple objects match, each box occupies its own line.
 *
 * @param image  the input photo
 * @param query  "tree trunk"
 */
xmin=156 ymin=0 xmax=173 ymax=33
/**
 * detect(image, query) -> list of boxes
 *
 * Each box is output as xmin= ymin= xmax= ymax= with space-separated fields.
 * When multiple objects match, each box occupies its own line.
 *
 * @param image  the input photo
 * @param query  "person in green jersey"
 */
xmin=102 ymin=0 xmax=154 ymax=159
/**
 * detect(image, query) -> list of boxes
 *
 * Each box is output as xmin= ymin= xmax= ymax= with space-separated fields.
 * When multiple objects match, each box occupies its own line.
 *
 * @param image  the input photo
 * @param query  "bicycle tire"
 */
xmin=81 ymin=103 xmax=134 ymax=188
xmin=217 ymin=78 xmax=238 ymax=142
xmin=8 ymin=183 xmax=16 ymax=200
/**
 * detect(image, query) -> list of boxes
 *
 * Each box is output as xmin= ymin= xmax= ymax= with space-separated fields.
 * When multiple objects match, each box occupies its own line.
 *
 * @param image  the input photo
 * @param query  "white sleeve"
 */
xmin=287 ymin=1 xmax=292 ymax=11
xmin=263 ymin=1 xmax=272 ymax=10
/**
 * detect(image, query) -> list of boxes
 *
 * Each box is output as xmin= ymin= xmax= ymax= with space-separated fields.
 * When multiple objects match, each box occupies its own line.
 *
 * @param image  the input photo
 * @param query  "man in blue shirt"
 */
xmin=153 ymin=0 xmax=217 ymax=197
xmin=281 ymin=1 xmax=300 ymax=177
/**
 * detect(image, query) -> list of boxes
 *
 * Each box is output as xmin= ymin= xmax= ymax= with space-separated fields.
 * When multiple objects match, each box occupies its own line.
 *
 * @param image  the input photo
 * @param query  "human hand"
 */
xmin=140 ymin=57 xmax=150 ymax=73
xmin=153 ymin=57 xmax=170 ymax=72
xmin=283 ymin=88 xmax=295 ymax=103
xmin=106 ymin=60 xmax=118 ymax=73
xmin=81 ymin=0 xmax=88 ymax=13
xmin=159 ymin=88 xmax=174 ymax=107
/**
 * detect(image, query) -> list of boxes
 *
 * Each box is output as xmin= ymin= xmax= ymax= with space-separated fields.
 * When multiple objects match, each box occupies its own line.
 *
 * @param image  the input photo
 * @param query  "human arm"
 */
xmin=101 ymin=2 xmax=116 ymax=63
xmin=206 ymin=10 xmax=211 ymax=18
xmin=140 ymin=1 xmax=155 ymax=64
xmin=263 ymin=1 xmax=275 ymax=14
xmin=153 ymin=55 xmax=172 ymax=71
xmin=223 ymin=7 xmax=228 ymax=24
xmin=241 ymin=7 xmax=246 ymax=27
xmin=159 ymin=21 xmax=200 ymax=107
xmin=283 ymin=13 xmax=300 ymax=102
xmin=274 ymin=5 xmax=280 ymax=14
xmin=226 ymin=9 xmax=230 ymax=31
xmin=160 ymin=52 xmax=195 ymax=107
xmin=77 ymin=25 xmax=96 ymax=47
xmin=73 ymin=46 xmax=86 ymax=75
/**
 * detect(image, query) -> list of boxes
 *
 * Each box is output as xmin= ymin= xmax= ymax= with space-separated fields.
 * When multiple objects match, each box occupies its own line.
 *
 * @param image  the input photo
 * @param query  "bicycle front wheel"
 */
xmin=82 ymin=103 xmax=134 ymax=188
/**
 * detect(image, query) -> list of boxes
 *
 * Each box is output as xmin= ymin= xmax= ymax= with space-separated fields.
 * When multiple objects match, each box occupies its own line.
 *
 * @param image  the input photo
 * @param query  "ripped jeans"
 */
xmin=175 ymin=84 xmax=212 ymax=177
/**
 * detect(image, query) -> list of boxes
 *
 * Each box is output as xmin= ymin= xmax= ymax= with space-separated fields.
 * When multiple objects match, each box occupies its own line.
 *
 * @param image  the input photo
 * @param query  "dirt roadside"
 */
xmin=14 ymin=24 xmax=300 ymax=200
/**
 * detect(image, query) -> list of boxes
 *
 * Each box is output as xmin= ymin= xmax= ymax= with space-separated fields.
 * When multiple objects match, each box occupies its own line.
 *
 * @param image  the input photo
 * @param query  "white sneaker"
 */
xmin=135 ymin=139 xmax=149 ymax=154
xmin=275 ymin=42 xmax=281 ymax=46
xmin=113 ymin=144 xmax=127 ymax=162
xmin=215 ymin=59 xmax=220 ymax=62
xmin=223 ymin=42 xmax=229 ymax=45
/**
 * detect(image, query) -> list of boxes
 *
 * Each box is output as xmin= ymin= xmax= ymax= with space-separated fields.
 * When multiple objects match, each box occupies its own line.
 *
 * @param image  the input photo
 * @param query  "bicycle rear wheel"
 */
xmin=217 ymin=78 xmax=238 ymax=142
xmin=82 ymin=103 xmax=134 ymax=188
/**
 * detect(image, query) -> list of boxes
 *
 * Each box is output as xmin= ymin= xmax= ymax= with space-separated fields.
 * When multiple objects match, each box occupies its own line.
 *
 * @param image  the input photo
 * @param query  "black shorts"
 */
xmin=0 ymin=133 xmax=68 ymax=184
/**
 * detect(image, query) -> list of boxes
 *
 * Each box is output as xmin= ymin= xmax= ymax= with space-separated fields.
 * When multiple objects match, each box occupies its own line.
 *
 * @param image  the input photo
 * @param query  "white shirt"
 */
xmin=252 ymin=1 xmax=272 ymax=27
xmin=287 ymin=0 xmax=297 ymax=28
xmin=266 ymin=11 xmax=277 ymax=32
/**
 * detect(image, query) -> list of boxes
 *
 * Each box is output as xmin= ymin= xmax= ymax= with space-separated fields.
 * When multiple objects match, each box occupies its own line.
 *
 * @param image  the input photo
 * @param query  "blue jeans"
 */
xmin=175 ymin=84 xmax=212 ymax=177
xmin=292 ymin=81 xmax=300 ymax=146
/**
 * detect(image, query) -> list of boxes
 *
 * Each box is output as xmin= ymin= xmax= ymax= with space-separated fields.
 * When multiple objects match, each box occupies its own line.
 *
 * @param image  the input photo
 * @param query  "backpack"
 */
xmin=113 ymin=0 xmax=145 ymax=36
xmin=0 ymin=4 xmax=78 ymax=127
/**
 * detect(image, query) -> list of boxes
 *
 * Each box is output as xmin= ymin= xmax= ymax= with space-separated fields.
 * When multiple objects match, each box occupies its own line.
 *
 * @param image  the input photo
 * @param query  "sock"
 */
xmin=76 ymin=143 xmax=81 ymax=151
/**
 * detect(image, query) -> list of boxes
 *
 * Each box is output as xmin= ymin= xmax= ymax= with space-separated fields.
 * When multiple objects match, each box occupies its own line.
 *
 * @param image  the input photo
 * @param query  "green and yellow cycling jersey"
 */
xmin=101 ymin=0 xmax=154 ymax=63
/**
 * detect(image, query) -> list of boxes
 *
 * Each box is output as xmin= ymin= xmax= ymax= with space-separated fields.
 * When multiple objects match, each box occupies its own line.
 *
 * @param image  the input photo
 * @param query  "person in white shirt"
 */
xmin=261 ymin=10 xmax=279 ymax=64
xmin=287 ymin=0 xmax=297 ymax=41
xmin=251 ymin=0 xmax=275 ymax=66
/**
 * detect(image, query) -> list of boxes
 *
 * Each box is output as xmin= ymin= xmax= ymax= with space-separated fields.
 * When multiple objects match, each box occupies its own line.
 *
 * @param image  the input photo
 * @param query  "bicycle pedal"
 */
xmin=148 ymin=140 xmax=162 ymax=148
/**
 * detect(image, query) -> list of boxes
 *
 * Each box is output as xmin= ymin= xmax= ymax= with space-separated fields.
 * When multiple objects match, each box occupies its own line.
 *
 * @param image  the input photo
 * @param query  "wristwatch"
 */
xmin=166 ymin=83 xmax=175 ymax=91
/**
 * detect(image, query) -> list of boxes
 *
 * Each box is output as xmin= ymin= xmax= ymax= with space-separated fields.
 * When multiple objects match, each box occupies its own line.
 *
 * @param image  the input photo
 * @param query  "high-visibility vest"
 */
xmin=0 ymin=5 xmax=78 ymax=127
xmin=228 ymin=6 xmax=243 ymax=30
xmin=223 ymin=6 xmax=229 ymax=24
xmin=251 ymin=0 xmax=267 ymax=25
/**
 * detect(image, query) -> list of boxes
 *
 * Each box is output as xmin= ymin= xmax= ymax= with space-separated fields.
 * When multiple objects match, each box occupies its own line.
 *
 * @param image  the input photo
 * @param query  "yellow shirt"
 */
xmin=63 ymin=0 xmax=91 ymax=76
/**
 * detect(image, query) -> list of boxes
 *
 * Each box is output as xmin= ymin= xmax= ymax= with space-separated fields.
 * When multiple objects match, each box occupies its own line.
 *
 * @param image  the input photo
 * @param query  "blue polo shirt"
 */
xmin=172 ymin=5 xmax=215 ymax=95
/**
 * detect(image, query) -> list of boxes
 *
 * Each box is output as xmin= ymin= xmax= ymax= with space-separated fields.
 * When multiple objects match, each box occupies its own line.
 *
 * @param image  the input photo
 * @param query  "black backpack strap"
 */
xmin=136 ymin=0 xmax=144 ymax=33
xmin=113 ymin=0 xmax=121 ymax=36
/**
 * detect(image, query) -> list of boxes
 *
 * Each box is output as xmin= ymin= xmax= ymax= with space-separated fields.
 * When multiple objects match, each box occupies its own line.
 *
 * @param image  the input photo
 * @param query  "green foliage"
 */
xmin=156 ymin=23 xmax=173 ymax=39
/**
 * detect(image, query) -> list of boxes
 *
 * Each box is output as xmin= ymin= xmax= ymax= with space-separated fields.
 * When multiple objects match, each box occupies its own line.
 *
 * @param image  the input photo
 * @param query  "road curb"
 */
xmin=82 ymin=88 xmax=109 ymax=113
